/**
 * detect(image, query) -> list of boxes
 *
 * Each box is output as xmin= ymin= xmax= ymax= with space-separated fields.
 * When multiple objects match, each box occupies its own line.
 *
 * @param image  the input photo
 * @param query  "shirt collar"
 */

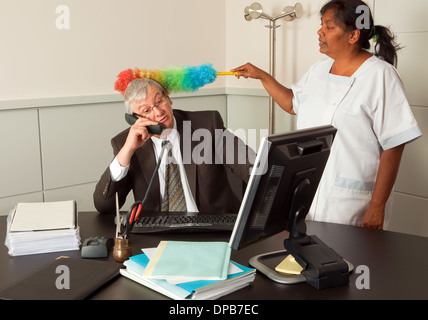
xmin=151 ymin=116 xmax=179 ymax=148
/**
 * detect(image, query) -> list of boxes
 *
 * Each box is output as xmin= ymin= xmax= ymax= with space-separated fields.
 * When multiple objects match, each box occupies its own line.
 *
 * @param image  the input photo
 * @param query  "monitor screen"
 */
xmin=229 ymin=125 xmax=336 ymax=251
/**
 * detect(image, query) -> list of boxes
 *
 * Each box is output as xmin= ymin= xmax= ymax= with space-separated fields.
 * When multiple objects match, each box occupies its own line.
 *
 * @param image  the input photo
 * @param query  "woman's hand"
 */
xmin=231 ymin=62 xmax=295 ymax=115
xmin=231 ymin=62 xmax=269 ymax=80
xmin=362 ymin=205 xmax=385 ymax=229
xmin=362 ymin=144 xmax=405 ymax=230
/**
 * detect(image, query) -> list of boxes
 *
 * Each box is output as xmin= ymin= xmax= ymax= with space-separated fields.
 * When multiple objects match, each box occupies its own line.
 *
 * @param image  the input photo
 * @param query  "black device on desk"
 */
xmin=229 ymin=125 xmax=352 ymax=290
xmin=81 ymin=236 xmax=113 ymax=258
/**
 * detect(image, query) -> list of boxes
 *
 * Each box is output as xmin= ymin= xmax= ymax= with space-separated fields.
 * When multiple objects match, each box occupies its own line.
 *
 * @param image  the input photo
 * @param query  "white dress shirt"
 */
xmin=109 ymin=117 xmax=199 ymax=212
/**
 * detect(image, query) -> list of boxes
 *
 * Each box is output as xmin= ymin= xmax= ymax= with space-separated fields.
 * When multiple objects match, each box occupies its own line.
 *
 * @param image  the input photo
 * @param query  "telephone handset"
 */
xmin=124 ymin=113 xmax=163 ymax=135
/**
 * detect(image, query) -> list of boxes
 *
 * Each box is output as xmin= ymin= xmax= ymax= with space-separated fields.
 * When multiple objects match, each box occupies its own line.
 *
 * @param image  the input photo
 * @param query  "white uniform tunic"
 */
xmin=291 ymin=56 xmax=422 ymax=227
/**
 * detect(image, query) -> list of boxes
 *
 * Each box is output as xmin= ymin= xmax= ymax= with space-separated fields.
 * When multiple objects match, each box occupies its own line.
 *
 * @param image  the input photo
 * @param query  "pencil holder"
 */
xmin=113 ymin=238 xmax=132 ymax=263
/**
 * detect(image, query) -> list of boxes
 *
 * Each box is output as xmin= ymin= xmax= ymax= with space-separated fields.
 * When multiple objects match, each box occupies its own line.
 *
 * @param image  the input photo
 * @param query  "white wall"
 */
xmin=225 ymin=0 xmax=326 ymax=133
xmin=374 ymin=0 xmax=428 ymax=236
xmin=0 ymin=0 xmax=427 ymax=237
xmin=0 ymin=0 xmax=226 ymax=100
xmin=226 ymin=0 xmax=327 ymax=88
xmin=0 ymin=0 xmax=228 ymax=215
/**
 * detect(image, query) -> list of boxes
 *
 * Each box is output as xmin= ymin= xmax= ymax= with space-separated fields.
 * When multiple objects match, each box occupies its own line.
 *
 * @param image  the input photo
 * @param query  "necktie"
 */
xmin=161 ymin=142 xmax=187 ymax=212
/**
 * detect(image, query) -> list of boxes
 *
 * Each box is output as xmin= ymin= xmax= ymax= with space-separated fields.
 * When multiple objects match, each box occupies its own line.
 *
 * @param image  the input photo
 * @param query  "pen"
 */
xmin=115 ymin=192 xmax=120 ymax=238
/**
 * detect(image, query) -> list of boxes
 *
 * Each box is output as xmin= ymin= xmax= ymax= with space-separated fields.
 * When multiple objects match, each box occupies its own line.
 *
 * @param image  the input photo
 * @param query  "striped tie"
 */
xmin=161 ymin=142 xmax=187 ymax=212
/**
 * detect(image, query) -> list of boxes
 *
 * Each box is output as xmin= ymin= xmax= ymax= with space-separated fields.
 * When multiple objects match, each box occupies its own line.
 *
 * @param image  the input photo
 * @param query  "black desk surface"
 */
xmin=1 ymin=211 xmax=428 ymax=300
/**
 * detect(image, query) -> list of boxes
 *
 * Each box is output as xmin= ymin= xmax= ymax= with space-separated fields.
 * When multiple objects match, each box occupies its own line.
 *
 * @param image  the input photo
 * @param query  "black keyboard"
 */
xmin=131 ymin=213 xmax=237 ymax=233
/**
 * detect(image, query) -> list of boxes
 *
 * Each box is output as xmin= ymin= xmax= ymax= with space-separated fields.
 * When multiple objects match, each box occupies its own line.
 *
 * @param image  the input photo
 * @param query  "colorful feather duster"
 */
xmin=114 ymin=63 xmax=236 ymax=95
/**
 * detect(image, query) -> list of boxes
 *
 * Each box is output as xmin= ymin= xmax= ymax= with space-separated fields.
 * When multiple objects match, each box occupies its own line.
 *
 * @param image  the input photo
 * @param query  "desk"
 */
xmin=1 ymin=212 xmax=428 ymax=300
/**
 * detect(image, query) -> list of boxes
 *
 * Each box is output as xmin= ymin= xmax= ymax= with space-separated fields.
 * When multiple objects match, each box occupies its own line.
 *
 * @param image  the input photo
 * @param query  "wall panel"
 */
xmin=0 ymin=109 xmax=42 ymax=198
xmin=38 ymin=102 xmax=128 ymax=190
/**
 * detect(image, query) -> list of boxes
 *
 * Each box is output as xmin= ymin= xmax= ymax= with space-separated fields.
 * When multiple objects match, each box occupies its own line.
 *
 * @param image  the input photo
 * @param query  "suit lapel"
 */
xmin=175 ymin=111 xmax=197 ymax=201
xmin=135 ymin=139 xmax=161 ymax=208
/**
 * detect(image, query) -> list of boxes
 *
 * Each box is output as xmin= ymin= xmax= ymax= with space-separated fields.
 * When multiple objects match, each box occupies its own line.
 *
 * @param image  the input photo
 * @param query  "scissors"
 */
xmin=121 ymin=201 xmax=143 ymax=239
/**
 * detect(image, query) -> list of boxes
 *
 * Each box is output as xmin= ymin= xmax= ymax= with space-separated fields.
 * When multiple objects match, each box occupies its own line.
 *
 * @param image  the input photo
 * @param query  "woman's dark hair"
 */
xmin=320 ymin=0 xmax=401 ymax=66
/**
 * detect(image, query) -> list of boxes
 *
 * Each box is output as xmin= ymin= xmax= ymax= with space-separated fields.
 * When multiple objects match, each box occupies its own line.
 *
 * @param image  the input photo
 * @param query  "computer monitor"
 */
xmin=229 ymin=125 xmax=351 ymax=289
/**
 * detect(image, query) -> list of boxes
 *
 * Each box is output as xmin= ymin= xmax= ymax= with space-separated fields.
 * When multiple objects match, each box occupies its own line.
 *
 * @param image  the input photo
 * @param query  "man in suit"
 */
xmin=94 ymin=78 xmax=256 ymax=214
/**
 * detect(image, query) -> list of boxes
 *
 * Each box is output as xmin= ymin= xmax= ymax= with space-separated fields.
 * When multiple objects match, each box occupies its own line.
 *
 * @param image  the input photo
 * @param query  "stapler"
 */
xmin=81 ymin=236 xmax=113 ymax=258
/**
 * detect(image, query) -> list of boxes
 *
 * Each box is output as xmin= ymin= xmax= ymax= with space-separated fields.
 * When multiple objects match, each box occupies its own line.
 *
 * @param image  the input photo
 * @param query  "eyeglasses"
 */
xmin=133 ymin=95 xmax=168 ymax=118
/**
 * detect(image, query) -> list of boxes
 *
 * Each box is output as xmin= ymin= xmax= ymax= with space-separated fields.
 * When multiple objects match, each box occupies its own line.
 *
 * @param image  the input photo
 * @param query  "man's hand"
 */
xmin=116 ymin=117 xmax=160 ymax=167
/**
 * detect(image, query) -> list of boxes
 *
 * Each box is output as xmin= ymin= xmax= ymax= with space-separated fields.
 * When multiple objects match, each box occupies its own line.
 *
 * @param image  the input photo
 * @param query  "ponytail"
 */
xmin=371 ymin=25 xmax=402 ymax=67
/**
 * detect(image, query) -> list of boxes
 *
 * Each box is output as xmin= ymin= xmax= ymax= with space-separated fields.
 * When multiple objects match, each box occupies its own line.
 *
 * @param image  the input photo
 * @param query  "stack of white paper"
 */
xmin=4 ymin=200 xmax=81 ymax=256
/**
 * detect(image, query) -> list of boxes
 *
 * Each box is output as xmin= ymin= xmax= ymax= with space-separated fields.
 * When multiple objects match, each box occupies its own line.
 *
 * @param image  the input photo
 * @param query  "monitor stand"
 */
xmin=249 ymin=250 xmax=306 ymax=284
xmin=248 ymin=178 xmax=354 ymax=289
xmin=249 ymin=248 xmax=354 ymax=287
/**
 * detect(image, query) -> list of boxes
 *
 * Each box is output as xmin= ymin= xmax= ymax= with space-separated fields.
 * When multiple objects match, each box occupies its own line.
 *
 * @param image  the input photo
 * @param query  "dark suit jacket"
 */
xmin=93 ymin=109 xmax=255 ymax=214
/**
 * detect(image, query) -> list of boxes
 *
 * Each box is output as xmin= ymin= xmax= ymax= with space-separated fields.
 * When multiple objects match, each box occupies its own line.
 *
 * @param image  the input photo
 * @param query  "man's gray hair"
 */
xmin=123 ymin=78 xmax=166 ymax=113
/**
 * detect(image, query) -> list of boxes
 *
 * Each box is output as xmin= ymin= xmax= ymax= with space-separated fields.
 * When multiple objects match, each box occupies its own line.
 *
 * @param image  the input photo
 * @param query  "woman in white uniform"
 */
xmin=232 ymin=0 xmax=422 ymax=229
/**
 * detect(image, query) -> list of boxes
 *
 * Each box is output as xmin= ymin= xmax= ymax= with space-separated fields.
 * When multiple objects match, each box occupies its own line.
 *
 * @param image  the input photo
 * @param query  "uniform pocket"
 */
xmin=334 ymin=176 xmax=374 ymax=193
xmin=327 ymin=177 xmax=373 ymax=226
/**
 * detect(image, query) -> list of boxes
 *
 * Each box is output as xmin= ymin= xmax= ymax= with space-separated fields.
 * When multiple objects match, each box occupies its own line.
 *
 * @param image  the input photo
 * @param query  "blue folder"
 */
xmin=125 ymin=252 xmax=255 ymax=299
